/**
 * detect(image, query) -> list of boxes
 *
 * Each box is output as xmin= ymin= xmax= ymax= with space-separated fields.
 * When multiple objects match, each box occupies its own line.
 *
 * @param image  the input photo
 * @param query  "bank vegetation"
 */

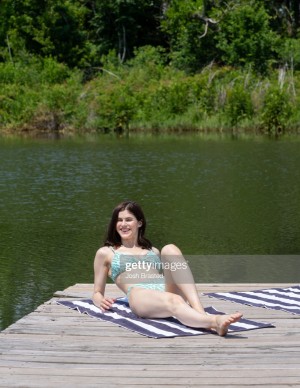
xmin=1 ymin=1 xmax=300 ymax=137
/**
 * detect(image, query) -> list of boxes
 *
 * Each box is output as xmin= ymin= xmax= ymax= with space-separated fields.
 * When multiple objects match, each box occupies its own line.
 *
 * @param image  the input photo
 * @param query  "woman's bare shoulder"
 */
xmin=95 ymin=246 xmax=114 ymax=263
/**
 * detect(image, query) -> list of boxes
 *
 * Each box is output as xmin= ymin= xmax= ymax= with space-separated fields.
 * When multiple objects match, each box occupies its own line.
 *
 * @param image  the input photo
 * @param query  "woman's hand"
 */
xmin=99 ymin=297 xmax=116 ymax=312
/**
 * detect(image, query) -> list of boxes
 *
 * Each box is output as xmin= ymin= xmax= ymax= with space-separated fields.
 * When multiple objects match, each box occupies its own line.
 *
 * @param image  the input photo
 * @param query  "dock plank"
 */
xmin=0 ymin=283 xmax=299 ymax=387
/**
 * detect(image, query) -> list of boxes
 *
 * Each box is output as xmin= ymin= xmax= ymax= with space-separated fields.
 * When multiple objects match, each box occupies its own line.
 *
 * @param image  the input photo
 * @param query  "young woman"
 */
xmin=93 ymin=200 xmax=242 ymax=336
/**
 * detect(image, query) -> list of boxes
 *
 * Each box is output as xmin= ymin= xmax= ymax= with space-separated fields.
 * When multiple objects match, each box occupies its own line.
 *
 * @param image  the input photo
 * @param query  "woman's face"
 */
xmin=116 ymin=209 xmax=141 ymax=242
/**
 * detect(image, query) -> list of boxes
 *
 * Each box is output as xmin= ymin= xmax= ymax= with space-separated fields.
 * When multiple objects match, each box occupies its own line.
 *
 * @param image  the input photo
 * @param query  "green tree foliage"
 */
xmin=0 ymin=0 xmax=89 ymax=66
xmin=0 ymin=0 xmax=166 ymax=67
xmin=161 ymin=0 xmax=219 ymax=72
xmin=264 ymin=0 xmax=300 ymax=37
xmin=1 ymin=0 xmax=300 ymax=73
xmin=161 ymin=0 xmax=285 ymax=74
xmin=1 ymin=0 xmax=300 ymax=135
xmin=216 ymin=2 xmax=279 ymax=74
xmin=85 ymin=0 xmax=165 ymax=63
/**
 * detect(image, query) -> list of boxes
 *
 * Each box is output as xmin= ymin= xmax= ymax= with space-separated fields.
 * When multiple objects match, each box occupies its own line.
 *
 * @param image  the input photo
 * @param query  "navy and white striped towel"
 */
xmin=57 ymin=298 xmax=273 ymax=338
xmin=205 ymin=285 xmax=300 ymax=315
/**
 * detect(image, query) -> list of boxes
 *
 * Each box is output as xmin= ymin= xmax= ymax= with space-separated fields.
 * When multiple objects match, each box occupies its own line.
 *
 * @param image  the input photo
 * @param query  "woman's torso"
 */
xmin=108 ymin=247 xmax=164 ymax=291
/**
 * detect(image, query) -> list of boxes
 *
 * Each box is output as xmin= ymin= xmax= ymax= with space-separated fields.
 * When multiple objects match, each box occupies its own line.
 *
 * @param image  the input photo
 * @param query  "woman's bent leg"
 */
xmin=129 ymin=287 xmax=242 ymax=336
xmin=161 ymin=244 xmax=205 ymax=314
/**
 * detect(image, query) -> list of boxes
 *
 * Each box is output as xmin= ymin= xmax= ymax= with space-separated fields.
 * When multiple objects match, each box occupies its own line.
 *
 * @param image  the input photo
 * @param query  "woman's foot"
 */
xmin=214 ymin=312 xmax=243 ymax=336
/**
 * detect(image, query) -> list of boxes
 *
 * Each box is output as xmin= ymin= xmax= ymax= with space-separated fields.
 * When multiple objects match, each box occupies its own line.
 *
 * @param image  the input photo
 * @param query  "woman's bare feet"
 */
xmin=214 ymin=312 xmax=243 ymax=336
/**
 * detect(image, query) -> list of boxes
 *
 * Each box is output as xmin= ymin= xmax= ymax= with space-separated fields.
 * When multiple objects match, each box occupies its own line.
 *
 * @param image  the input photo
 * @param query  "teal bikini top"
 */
xmin=109 ymin=247 xmax=162 ymax=282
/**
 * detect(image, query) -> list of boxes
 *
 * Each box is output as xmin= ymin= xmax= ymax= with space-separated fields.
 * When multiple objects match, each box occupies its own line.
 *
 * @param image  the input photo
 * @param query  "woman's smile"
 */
xmin=117 ymin=209 xmax=140 ymax=241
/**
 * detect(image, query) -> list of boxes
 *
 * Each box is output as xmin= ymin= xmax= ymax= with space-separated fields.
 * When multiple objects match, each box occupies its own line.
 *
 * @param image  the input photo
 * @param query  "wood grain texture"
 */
xmin=0 ymin=283 xmax=299 ymax=387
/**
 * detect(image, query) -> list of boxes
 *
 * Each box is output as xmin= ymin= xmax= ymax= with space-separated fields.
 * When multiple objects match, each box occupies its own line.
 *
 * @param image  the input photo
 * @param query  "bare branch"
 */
xmin=118 ymin=25 xmax=126 ymax=64
xmin=199 ymin=21 xmax=209 ymax=39
xmin=191 ymin=13 xmax=218 ymax=40
xmin=192 ymin=13 xmax=218 ymax=25
xmin=6 ymin=35 xmax=14 ymax=65
xmin=93 ymin=67 xmax=121 ymax=80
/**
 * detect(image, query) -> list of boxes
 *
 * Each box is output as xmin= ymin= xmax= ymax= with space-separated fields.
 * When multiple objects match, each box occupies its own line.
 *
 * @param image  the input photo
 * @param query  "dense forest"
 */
xmin=1 ymin=0 xmax=300 ymax=136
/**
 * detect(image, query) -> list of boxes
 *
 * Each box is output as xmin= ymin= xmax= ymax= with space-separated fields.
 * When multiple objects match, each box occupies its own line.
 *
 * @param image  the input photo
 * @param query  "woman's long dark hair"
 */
xmin=104 ymin=201 xmax=152 ymax=249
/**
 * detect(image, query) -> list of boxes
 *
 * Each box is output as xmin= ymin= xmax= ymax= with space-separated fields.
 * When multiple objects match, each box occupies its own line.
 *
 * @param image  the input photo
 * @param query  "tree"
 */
xmin=84 ymin=0 xmax=166 ymax=63
xmin=265 ymin=1 xmax=300 ymax=37
xmin=0 ymin=0 xmax=166 ymax=67
xmin=0 ymin=0 xmax=89 ymax=67
xmin=161 ymin=0 xmax=220 ymax=72
xmin=216 ymin=2 xmax=279 ymax=74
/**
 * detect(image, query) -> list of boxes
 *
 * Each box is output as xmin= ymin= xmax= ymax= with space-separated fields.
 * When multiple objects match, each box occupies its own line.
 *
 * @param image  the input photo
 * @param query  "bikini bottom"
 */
xmin=127 ymin=282 xmax=165 ymax=297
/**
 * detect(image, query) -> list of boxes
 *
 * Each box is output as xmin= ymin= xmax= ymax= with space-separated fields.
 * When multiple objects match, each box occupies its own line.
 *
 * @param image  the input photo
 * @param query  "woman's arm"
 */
xmin=92 ymin=247 xmax=115 ymax=311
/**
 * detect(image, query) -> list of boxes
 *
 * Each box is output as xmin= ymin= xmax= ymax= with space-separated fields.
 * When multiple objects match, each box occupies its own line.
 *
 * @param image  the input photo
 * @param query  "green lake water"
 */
xmin=0 ymin=134 xmax=299 ymax=330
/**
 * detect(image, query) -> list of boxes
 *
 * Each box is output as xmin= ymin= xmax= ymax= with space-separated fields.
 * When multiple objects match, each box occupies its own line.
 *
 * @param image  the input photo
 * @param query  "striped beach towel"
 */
xmin=57 ymin=298 xmax=273 ymax=338
xmin=205 ymin=285 xmax=300 ymax=315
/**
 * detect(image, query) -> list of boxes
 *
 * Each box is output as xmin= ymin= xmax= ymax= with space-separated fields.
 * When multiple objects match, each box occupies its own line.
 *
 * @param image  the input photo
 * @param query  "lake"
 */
xmin=0 ymin=134 xmax=299 ymax=330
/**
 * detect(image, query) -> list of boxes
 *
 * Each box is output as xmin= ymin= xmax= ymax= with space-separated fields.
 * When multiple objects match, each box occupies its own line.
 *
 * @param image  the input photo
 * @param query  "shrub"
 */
xmin=260 ymin=86 xmax=292 ymax=135
xmin=224 ymin=83 xmax=254 ymax=127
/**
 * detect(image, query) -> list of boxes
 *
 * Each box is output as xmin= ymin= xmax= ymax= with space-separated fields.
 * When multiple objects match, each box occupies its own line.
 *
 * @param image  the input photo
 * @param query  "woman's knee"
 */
xmin=161 ymin=243 xmax=181 ymax=256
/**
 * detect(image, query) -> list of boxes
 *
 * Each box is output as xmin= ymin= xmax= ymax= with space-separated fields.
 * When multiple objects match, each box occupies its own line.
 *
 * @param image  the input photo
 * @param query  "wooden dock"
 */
xmin=0 ymin=283 xmax=299 ymax=387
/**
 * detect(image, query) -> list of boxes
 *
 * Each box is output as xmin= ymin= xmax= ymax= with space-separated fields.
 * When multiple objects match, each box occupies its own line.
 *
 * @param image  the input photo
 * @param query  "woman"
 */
xmin=93 ymin=200 xmax=242 ymax=336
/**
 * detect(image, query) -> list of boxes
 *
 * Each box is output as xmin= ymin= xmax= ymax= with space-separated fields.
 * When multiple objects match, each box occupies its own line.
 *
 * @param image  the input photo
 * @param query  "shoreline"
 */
xmin=1 ymin=125 xmax=300 ymax=141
